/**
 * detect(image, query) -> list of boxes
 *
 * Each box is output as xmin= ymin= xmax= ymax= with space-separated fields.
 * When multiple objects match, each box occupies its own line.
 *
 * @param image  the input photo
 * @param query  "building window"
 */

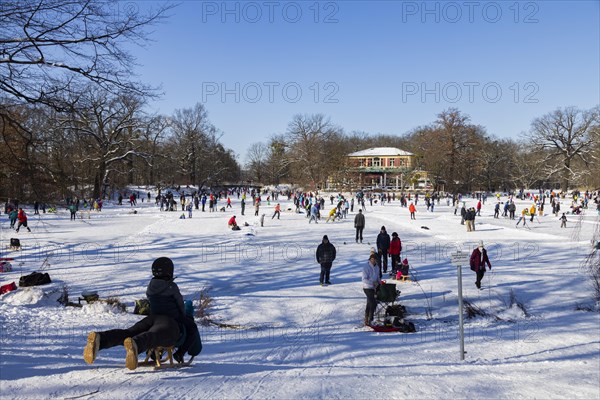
xmin=366 ymin=158 xmax=372 ymax=167
xmin=399 ymin=159 xmax=405 ymax=166
xmin=373 ymin=157 xmax=380 ymax=167
xmin=358 ymin=158 xmax=365 ymax=167
xmin=389 ymin=158 xmax=395 ymax=167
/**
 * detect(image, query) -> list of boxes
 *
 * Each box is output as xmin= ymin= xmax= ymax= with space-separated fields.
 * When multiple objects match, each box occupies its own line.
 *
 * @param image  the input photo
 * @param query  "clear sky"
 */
xmin=127 ymin=0 xmax=600 ymax=162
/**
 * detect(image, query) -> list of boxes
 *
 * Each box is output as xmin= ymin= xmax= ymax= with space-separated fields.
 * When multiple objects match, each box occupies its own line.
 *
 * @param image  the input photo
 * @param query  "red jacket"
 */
xmin=228 ymin=216 xmax=237 ymax=226
xmin=470 ymin=248 xmax=491 ymax=272
xmin=389 ymin=237 xmax=402 ymax=255
xmin=409 ymin=204 xmax=416 ymax=213
xmin=17 ymin=209 xmax=27 ymax=222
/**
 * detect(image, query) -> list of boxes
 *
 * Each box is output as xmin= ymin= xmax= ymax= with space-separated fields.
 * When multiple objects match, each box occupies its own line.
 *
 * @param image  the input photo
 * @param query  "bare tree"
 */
xmin=286 ymin=114 xmax=340 ymax=188
xmin=66 ymin=88 xmax=147 ymax=198
xmin=245 ymin=142 xmax=268 ymax=183
xmin=528 ymin=106 xmax=600 ymax=190
xmin=169 ymin=103 xmax=240 ymax=189
xmin=0 ymin=0 xmax=173 ymax=109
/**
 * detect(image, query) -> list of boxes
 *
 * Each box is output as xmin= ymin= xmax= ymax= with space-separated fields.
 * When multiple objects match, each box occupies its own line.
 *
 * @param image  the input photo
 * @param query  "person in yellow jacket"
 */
xmin=516 ymin=208 xmax=529 ymax=228
xmin=529 ymin=204 xmax=536 ymax=222
xmin=326 ymin=207 xmax=338 ymax=223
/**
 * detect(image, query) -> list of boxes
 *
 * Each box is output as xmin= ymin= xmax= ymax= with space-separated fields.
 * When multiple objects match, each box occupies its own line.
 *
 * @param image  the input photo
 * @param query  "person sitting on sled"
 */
xmin=83 ymin=257 xmax=201 ymax=370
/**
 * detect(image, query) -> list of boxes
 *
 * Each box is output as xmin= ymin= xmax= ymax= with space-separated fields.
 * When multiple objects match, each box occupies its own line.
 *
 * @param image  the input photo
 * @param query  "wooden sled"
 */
xmin=139 ymin=346 xmax=195 ymax=370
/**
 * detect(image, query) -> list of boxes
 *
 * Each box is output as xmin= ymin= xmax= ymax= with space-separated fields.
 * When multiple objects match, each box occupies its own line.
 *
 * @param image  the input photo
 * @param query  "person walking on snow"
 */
xmin=326 ymin=207 xmax=337 ymax=223
xmin=8 ymin=208 xmax=18 ymax=229
xmin=316 ymin=235 xmax=336 ymax=285
xmin=16 ymin=208 xmax=31 ymax=232
xmin=516 ymin=208 xmax=529 ymax=228
xmin=272 ymin=203 xmax=281 ymax=220
xmin=470 ymin=241 xmax=492 ymax=289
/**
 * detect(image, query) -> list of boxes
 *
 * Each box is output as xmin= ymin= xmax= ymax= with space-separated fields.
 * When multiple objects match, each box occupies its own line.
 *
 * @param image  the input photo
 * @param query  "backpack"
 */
xmin=133 ymin=299 xmax=151 ymax=315
xmin=19 ymin=271 xmax=51 ymax=287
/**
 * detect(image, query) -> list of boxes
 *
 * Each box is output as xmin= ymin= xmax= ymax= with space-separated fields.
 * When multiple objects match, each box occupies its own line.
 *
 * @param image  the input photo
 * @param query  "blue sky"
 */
xmin=128 ymin=0 xmax=600 ymax=162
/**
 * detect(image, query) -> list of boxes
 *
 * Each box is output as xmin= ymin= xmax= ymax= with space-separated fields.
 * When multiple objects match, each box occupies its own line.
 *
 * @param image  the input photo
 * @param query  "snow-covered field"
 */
xmin=1 ymin=193 xmax=599 ymax=399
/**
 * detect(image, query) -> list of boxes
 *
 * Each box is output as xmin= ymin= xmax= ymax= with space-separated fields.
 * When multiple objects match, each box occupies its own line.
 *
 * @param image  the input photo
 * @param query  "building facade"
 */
xmin=347 ymin=147 xmax=417 ymax=189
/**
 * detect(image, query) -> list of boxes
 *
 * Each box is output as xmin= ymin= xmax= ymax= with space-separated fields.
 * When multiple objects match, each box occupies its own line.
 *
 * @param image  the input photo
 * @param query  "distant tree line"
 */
xmin=0 ymin=1 xmax=239 ymax=201
xmin=245 ymin=107 xmax=599 ymax=193
xmin=1 ymin=1 xmax=598 ymax=201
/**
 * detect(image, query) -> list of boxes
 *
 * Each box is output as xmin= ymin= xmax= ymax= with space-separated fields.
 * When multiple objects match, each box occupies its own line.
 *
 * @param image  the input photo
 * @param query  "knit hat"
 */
xmin=478 ymin=240 xmax=484 ymax=248
xmin=322 ymin=235 xmax=329 ymax=241
xmin=402 ymin=258 xmax=408 ymax=265
xmin=151 ymin=257 xmax=174 ymax=280
xmin=392 ymin=232 xmax=398 ymax=237
xmin=381 ymin=226 xmax=386 ymax=231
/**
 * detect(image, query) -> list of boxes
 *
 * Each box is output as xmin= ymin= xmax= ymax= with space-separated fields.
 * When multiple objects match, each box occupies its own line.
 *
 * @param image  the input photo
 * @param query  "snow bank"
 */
xmin=2 ymin=287 xmax=45 ymax=305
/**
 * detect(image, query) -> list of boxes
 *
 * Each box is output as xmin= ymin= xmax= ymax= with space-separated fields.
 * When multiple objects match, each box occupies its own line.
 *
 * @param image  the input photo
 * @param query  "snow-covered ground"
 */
xmin=1 ymin=193 xmax=599 ymax=399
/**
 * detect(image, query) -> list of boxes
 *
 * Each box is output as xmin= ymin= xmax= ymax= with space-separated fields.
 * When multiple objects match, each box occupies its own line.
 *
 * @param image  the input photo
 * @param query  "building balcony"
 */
xmin=351 ymin=166 xmax=411 ymax=173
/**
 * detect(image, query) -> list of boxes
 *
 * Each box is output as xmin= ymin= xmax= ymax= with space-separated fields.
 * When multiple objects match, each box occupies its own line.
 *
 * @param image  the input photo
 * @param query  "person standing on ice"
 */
xmin=83 ymin=257 xmax=201 ymax=369
xmin=362 ymin=254 xmax=380 ymax=326
xmin=408 ymin=202 xmax=417 ymax=220
xmin=316 ymin=235 xmax=336 ymax=285
xmin=470 ymin=241 xmax=492 ymax=289
xmin=254 ymin=198 xmax=260 ymax=216
xmin=559 ymin=213 xmax=567 ymax=228
xmin=376 ymin=226 xmax=391 ymax=275
xmin=309 ymin=204 xmax=319 ymax=224
xmin=389 ymin=232 xmax=402 ymax=276
xmin=354 ymin=209 xmax=365 ymax=243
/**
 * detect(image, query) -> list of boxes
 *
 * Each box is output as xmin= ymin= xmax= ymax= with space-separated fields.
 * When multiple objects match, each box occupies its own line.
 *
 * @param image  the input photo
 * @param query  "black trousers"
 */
xmin=320 ymin=263 xmax=332 ymax=284
xmin=391 ymin=254 xmax=400 ymax=273
xmin=363 ymin=288 xmax=376 ymax=324
xmin=475 ymin=269 xmax=486 ymax=288
xmin=378 ymin=250 xmax=389 ymax=273
xmin=355 ymin=227 xmax=364 ymax=242
xmin=98 ymin=315 xmax=180 ymax=354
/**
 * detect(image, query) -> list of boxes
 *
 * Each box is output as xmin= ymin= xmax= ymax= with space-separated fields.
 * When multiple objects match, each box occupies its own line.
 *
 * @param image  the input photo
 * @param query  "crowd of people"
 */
xmin=3 ymin=186 xmax=599 ymax=341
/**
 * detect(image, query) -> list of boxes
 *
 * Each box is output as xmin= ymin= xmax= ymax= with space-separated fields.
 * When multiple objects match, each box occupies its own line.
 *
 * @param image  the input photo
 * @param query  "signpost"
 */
xmin=451 ymin=250 xmax=470 ymax=361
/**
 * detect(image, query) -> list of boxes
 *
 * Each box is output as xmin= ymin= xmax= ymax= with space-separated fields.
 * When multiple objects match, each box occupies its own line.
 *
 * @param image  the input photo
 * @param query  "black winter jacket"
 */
xmin=316 ymin=242 xmax=337 ymax=264
xmin=376 ymin=232 xmax=390 ymax=252
xmin=146 ymin=277 xmax=186 ymax=322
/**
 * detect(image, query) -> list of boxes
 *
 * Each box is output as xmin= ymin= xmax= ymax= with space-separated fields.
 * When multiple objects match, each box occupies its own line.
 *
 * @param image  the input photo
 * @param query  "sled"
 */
xmin=368 ymin=324 xmax=403 ymax=333
xmin=9 ymin=238 xmax=21 ymax=250
xmin=139 ymin=346 xmax=195 ymax=370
